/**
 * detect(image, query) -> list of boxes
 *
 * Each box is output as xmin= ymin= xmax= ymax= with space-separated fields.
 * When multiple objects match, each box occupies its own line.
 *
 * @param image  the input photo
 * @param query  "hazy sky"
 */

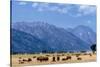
xmin=11 ymin=1 xmax=96 ymax=31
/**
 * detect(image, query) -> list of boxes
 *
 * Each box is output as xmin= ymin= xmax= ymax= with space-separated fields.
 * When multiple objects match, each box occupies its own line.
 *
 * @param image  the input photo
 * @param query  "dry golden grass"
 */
xmin=11 ymin=53 xmax=96 ymax=67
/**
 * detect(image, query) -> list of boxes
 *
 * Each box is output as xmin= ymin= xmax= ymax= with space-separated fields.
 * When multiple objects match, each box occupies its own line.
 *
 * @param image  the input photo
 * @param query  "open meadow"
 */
xmin=11 ymin=52 xmax=96 ymax=67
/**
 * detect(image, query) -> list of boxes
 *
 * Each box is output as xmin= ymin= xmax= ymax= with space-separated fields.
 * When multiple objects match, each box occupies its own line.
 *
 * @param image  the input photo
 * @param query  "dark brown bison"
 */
xmin=77 ymin=57 xmax=82 ymax=60
xmin=37 ymin=56 xmax=49 ymax=62
xmin=27 ymin=58 xmax=32 ymax=62
xmin=62 ymin=56 xmax=71 ymax=61
xmin=22 ymin=59 xmax=28 ymax=62
xmin=52 ymin=57 xmax=56 ymax=62
xmin=66 ymin=56 xmax=71 ymax=60
xmin=19 ymin=60 xmax=24 ymax=64
xmin=57 ymin=56 xmax=60 ymax=61
xmin=62 ymin=58 xmax=67 ymax=61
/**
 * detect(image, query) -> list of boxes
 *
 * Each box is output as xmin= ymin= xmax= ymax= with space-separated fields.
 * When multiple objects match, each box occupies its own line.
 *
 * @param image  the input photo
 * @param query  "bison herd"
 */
xmin=37 ymin=56 xmax=49 ymax=62
xmin=19 ymin=57 xmax=32 ymax=64
xmin=18 ymin=53 xmax=93 ymax=64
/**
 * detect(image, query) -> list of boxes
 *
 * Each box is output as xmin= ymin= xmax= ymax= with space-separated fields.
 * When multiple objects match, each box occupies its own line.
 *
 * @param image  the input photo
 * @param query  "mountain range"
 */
xmin=11 ymin=22 xmax=96 ymax=54
xmin=67 ymin=25 xmax=96 ymax=45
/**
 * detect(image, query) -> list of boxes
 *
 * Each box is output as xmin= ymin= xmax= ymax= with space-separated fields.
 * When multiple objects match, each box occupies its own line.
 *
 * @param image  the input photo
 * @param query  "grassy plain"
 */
xmin=11 ymin=52 xmax=96 ymax=67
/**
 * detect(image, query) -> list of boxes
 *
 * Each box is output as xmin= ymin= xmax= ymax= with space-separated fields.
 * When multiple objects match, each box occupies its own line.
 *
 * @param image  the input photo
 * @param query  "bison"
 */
xmin=52 ymin=57 xmax=56 ymax=62
xmin=27 ymin=58 xmax=32 ymax=62
xmin=66 ymin=56 xmax=71 ymax=60
xmin=62 ymin=56 xmax=72 ymax=61
xmin=57 ymin=56 xmax=60 ymax=61
xmin=77 ymin=57 xmax=82 ymax=60
xmin=37 ymin=56 xmax=49 ymax=62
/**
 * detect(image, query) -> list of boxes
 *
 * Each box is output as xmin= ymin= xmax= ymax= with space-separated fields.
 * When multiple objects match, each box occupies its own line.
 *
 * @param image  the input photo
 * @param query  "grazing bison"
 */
xmin=37 ymin=56 xmax=49 ymax=62
xmin=57 ymin=56 xmax=60 ymax=61
xmin=52 ymin=57 xmax=56 ymax=62
xmin=22 ymin=59 xmax=28 ymax=62
xmin=66 ymin=56 xmax=71 ymax=60
xmin=62 ymin=58 xmax=67 ymax=61
xmin=19 ymin=59 xmax=24 ymax=64
xmin=77 ymin=57 xmax=82 ymax=60
xmin=62 ymin=56 xmax=72 ymax=61
xmin=27 ymin=58 xmax=32 ymax=62
xmin=18 ymin=57 xmax=24 ymax=64
xmin=22 ymin=58 xmax=32 ymax=62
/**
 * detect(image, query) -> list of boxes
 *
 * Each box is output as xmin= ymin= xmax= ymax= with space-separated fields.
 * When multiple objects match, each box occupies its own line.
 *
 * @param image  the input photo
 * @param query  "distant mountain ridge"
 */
xmin=11 ymin=29 xmax=50 ymax=53
xmin=68 ymin=25 xmax=96 ymax=45
xmin=11 ymin=22 xmax=92 ymax=54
